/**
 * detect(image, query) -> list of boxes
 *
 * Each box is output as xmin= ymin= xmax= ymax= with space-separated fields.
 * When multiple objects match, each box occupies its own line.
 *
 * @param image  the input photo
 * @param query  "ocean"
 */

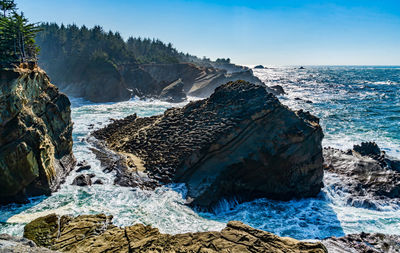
xmin=1 ymin=66 xmax=399 ymax=240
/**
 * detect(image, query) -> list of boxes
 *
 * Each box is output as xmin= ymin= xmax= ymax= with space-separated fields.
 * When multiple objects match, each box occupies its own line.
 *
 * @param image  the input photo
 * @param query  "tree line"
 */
xmin=0 ymin=0 xmax=42 ymax=66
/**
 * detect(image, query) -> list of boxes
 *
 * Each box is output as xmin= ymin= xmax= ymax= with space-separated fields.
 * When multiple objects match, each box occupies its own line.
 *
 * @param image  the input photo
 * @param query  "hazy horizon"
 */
xmin=17 ymin=0 xmax=400 ymax=66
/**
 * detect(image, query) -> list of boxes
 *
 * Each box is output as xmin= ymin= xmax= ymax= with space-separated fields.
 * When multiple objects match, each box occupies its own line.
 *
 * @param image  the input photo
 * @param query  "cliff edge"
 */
xmin=0 ymin=64 xmax=75 ymax=204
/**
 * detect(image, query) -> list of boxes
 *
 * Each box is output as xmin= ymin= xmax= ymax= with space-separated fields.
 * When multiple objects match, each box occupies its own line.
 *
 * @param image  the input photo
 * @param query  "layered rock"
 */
xmin=322 ymin=232 xmax=400 ymax=253
xmin=324 ymin=143 xmax=400 ymax=209
xmin=93 ymin=80 xmax=324 ymax=209
xmin=158 ymin=78 xmax=186 ymax=103
xmin=54 ymin=62 xmax=274 ymax=102
xmin=0 ymin=65 xmax=75 ymax=204
xmin=23 ymin=213 xmax=327 ymax=252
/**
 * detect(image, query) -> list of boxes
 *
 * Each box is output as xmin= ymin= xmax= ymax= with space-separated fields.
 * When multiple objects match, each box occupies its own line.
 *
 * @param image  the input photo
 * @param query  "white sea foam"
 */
xmin=1 ymin=67 xmax=399 ymax=240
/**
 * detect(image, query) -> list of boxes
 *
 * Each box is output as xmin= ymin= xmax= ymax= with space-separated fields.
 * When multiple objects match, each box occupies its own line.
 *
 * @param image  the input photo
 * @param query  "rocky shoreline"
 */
xmin=92 ymin=80 xmax=324 ymax=209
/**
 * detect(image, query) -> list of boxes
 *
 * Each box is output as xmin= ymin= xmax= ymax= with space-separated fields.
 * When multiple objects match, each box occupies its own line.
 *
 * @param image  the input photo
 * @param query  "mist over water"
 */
xmin=1 ymin=66 xmax=399 ymax=240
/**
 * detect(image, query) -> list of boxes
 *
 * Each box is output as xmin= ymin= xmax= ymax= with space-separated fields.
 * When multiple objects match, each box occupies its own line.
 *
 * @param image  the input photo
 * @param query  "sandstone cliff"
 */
xmin=0 ymin=65 xmax=75 ymax=204
xmin=23 ymin=213 xmax=327 ymax=252
xmin=93 ymin=80 xmax=324 ymax=209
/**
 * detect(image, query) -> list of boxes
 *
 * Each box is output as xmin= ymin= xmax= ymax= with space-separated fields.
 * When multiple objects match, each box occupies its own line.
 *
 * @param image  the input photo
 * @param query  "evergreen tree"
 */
xmin=0 ymin=0 xmax=16 ymax=17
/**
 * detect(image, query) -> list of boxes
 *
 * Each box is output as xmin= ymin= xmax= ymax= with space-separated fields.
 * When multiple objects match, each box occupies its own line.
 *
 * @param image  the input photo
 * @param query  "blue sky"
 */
xmin=17 ymin=0 xmax=400 ymax=66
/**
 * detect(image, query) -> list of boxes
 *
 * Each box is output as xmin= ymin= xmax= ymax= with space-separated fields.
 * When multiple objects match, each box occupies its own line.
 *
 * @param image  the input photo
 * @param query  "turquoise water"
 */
xmin=0 ymin=66 xmax=399 ymax=240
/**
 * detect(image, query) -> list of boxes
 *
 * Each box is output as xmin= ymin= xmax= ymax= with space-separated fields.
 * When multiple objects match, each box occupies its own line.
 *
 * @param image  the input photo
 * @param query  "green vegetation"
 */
xmin=0 ymin=0 xmax=41 ymax=65
xmin=36 ymin=23 xmax=213 ymax=69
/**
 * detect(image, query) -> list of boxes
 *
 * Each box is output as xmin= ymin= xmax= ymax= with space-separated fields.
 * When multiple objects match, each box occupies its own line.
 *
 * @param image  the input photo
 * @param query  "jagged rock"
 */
xmin=71 ymin=174 xmax=92 ymax=186
xmin=93 ymin=80 xmax=324 ymax=209
xmin=93 ymin=179 xmax=103 ymax=185
xmin=0 ymin=66 xmax=75 ymax=204
xmin=270 ymin=85 xmax=285 ymax=95
xmin=158 ymin=78 xmax=186 ymax=103
xmin=254 ymin=65 xmax=265 ymax=69
xmin=353 ymin=141 xmax=381 ymax=158
xmin=24 ymin=214 xmax=327 ymax=252
xmin=0 ymin=234 xmax=56 ymax=252
xmin=322 ymin=232 xmax=400 ymax=253
xmin=324 ymin=146 xmax=400 ymax=209
xmin=75 ymin=164 xmax=91 ymax=173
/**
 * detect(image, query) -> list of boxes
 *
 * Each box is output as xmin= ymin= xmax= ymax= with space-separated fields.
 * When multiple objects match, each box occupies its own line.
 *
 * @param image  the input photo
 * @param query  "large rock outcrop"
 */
xmin=23 ymin=213 xmax=327 ymax=252
xmin=54 ymin=63 xmax=272 ymax=102
xmin=0 ymin=65 xmax=75 ymax=204
xmin=93 ymin=80 xmax=324 ymax=209
xmin=324 ymin=143 xmax=400 ymax=209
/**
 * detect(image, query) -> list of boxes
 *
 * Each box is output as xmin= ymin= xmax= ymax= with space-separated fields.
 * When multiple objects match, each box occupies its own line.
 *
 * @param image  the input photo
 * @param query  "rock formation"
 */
xmin=324 ymin=143 xmax=400 ymax=209
xmin=0 ymin=65 xmax=75 ymax=204
xmin=93 ymin=80 xmax=324 ymax=209
xmin=54 ymin=62 xmax=276 ymax=102
xmin=0 ymin=234 xmax=56 ymax=253
xmin=23 ymin=213 xmax=327 ymax=252
xmin=322 ymin=232 xmax=400 ymax=253
xmin=254 ymin=65 xmax=265 ymax=69
xmin=158 ymin=78 xmax=186 ymax=103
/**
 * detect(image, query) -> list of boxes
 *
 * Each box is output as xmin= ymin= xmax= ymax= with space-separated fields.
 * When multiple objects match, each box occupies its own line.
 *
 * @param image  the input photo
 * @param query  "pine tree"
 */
xmin=0 ymin=0 xmax=16 ymax=17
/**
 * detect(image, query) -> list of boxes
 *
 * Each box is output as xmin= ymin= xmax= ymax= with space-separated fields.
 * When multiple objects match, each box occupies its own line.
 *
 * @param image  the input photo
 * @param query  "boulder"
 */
xmin=75 ymin=164 xmax=91 ymax=173
xmin=270 ymin=85 xmax=285 ymax=95
xmin=254 ymin=65 xmax=265 ymax=69
xmin=158 ymin=78 xmax=186 ymax=103
xmin=0 ymin=66 xmax=75 ymax=204
xmin=322 ymin=232 xmax=400 ymax=253
xmin=71 ymin=174 xmax=92 ymax=187
xmin=23 ymin=214 xmax=327 ymax=252
xmin=93 ymin=80 xmax=324 ymax=209
xmin=324 ymin=145 xmax=400 ymax=209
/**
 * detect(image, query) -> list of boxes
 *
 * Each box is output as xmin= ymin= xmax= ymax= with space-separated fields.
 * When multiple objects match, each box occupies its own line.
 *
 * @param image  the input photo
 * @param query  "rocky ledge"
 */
xmin=324 ymin=142 xmax=400 ymax=209
xmin=22 ymin=213 xmax=327 ymax=252
xmin=93 ymin=80 xmax=324 ymax=209
xmin=322 ymin=232 xmax=400 ymax=253
xmin=0 ymin=65 xmax=75 ymax=204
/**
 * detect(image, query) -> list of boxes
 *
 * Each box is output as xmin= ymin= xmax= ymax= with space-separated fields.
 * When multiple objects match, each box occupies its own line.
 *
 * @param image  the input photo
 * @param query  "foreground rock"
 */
xmin=0 ymin=65 xmax=75 ymax=204
xmin=23 ymin=213 xmax=327 ymax=252
xmin=93 ymin=80 xmax=324 ymax=209
xmin=324 ymin=143 xmax=400 ymax=209
xmin=323 ymin=233 xmax=400 ymax=253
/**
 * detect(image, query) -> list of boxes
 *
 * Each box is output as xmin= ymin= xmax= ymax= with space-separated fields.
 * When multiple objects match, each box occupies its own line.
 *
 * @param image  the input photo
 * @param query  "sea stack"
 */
xmin=0 ymin=64 xmax=75 ymax=204
xmin=94 ymin=80 xmax=324 ymax=209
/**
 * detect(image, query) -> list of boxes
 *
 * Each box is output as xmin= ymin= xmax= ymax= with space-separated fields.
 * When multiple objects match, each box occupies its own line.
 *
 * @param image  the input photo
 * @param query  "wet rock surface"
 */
xmin=93 ymin=80 xmax=324 ymax=209
xmin=0 ymin=234 xmax=56 ymax=253
xmin=71 ymin=174 xmax=92 ymax=186
xmin=0 ymin=66 xmax=75 ymax=204
xmin=23 ymin=213 xmax=327 ymax=253
xmin=324 ymin=144 xmax=400 ymax=209
xmin=322 ymin=232 xmax=400 ymax=253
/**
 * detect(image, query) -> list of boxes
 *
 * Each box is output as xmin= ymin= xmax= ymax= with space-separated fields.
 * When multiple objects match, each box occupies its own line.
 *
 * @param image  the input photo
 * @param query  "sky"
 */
xmin=17 ymin=0 xmax=400 ymax=66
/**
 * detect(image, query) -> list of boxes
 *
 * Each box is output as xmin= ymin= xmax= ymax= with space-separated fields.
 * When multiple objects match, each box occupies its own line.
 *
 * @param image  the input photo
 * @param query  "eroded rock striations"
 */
xmin=93 ymin=80 xmax=324 ymax=209
xmin=0 ymin=65 xmax=75 ymax=204
xmin=55 ymin=62 xmax=278 ymax=102
xmin=324 ymin=142 xmax=400 ymax=209
xmin=23 ymin=213 xmax=327 ymax=253
xmin=322 ymin=232 xmax=400 ymax=253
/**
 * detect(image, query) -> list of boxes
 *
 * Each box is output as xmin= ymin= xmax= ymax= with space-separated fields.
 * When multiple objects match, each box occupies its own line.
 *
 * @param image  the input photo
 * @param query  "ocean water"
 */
xmin=0 ymin=66 xmax=399 ymax=240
